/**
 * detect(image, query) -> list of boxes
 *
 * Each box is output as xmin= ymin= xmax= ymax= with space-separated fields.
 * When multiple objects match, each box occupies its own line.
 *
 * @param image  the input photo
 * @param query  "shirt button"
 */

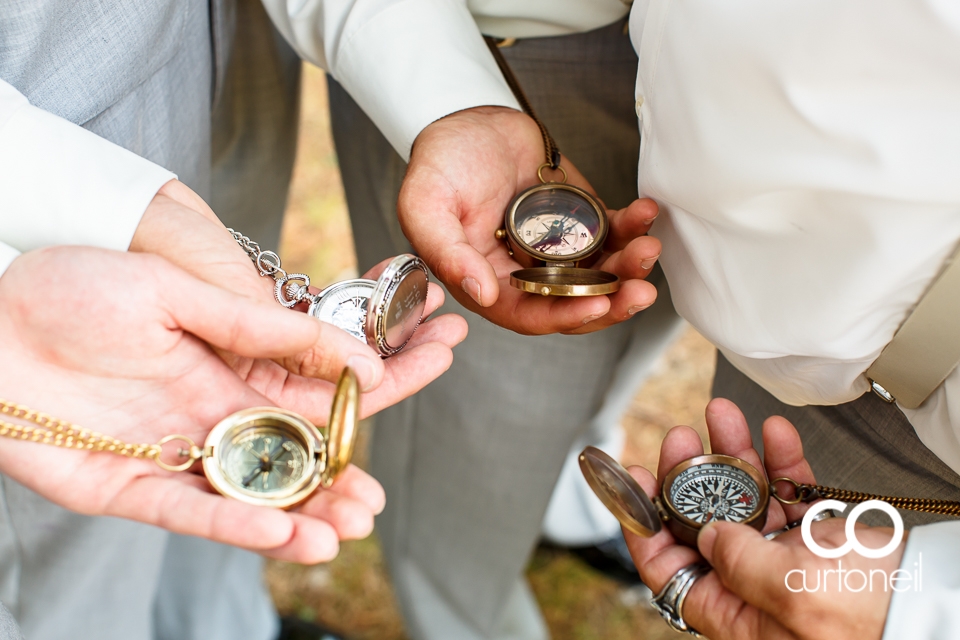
xmin=635 ymin=96 xmax=644 ymax=118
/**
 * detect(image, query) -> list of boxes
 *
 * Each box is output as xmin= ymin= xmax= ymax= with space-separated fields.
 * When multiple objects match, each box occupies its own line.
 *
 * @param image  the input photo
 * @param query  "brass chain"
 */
xmin=0 ymin=400 xmax=199 ymax=472
xmin=771 ymin=477 xmax=960 ymax=516
xmin=812 ymin=485 xmax=960 ymax=516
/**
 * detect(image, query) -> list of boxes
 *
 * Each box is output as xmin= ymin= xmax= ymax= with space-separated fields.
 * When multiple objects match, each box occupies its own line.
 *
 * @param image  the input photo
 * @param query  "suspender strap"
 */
xmin=867 ymin=242 xmax=960 ymax=409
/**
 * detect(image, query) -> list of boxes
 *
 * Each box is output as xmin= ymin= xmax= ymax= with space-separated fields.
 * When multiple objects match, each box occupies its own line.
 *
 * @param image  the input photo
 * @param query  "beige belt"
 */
xmin=867 ymin=243 xmax=960 ymax=409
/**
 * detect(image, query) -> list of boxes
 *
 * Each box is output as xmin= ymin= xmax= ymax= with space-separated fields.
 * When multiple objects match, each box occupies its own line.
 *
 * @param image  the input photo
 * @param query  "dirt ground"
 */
xmin=268 ymin=63 xmax=715 ymax=640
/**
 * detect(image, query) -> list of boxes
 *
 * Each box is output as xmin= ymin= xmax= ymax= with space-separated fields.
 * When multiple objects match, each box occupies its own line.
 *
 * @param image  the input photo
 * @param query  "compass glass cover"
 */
xmin=668 ymin=462 xmax=762 ymax=525
xmin=512 ymin=188 xmax=602 ymax=258
xmin=220 ymin=426 xmax=309 ymax=495
xmin=309 ymin=281 xmax=374 ymax=343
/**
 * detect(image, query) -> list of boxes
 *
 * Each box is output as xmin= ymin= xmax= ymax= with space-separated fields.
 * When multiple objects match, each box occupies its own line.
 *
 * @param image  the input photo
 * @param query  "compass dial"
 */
xmin=667 ymin=462 xmax=763 ymax=525
xmin=508 ymin=185 xmax=604 ymax=262
xmin=220 ymin=427 xmax=307 ymax=495
xmin=309 ymin=280 xmax=375 ymax=343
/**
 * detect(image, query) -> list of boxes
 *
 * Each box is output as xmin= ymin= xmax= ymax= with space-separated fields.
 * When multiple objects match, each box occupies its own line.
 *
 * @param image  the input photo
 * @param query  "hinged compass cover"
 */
xmin=321 ymin=367 xmax=360 ymax=487
xmin=579 ymin=446 xmax=662 ymax=538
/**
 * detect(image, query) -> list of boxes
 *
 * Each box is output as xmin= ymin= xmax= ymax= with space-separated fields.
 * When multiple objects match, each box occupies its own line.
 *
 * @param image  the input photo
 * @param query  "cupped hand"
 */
xmin=399 ymin=106 xmax=661 ymax=335
xmin=622 ymin=399 xmax=901 ymax=639
xmin=0 ymin=247 xmax=430 ymax=563
xmin=130 ymin=179 xmax=468 ymax=402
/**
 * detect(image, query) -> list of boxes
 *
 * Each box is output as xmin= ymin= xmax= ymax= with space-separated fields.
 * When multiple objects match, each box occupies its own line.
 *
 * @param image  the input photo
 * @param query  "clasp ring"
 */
xmin=155 ymin=435 xmax=201 ymax=472
xmin=537 ymin=163 xmax=567 ymax=184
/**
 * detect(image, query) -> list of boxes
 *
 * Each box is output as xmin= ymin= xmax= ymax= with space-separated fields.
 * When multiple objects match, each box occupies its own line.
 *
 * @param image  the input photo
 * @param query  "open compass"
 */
xmin=306 ymin=255 xmax=428 ymax=357
xmin=496 ymin=178 xmax=619 ymax=297
xmin=229 ymin=229 xmax=428 ymax=358
xmin=579 ymin=447 xmax=769 ymax=546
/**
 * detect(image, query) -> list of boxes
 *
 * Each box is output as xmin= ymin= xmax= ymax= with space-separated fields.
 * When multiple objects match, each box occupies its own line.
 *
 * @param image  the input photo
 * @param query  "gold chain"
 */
xmin=0 ymin=400 xmax=198 ymax=472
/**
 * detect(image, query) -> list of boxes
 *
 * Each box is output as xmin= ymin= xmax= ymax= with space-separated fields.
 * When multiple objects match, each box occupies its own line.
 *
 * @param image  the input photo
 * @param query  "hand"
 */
xmin=400 ymin=106 xmax=661 ymax=335
xmin=0 ymin=247 xmax=428 ymax=563
xmin=624 ymin=399 xmax=902 ymax=639
xmin=130 ymin=180 xmax=468 ymax=396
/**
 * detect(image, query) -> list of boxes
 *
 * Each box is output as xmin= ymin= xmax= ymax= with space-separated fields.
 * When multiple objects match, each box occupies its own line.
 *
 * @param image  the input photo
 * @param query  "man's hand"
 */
xmin=129 ymin=180 xmax=468 ymax=401
xmin=400 ymin=106 xmax=661 ymax=335
xmin=0 ymin=247 xmax=457 ymax=563
xmin=623 ymin=399 xmax=901 ymax=639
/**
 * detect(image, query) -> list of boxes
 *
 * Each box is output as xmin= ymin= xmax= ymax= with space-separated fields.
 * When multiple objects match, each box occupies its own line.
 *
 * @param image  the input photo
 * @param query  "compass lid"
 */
xmin=579 ymin=446 xmax=662 ymax=538
xmin=511 ymin=267 xmax=619 ymax=297
xmin=365 ymin=254 xmax=429 ymax=357
xmin=321 ymin=367 xmax=360 ymax=487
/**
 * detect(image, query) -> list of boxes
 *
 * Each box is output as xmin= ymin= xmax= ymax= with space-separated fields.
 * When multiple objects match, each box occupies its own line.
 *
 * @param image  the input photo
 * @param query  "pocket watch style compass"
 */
xmin=485 ymin=37 xmax=619 ymax=297
xmin=0 ymin=367 xmax=360 ymax=510
xmin=230 ymin=230 xmax=428 ymax=357
xmin=579 ymin=447 xmax=769 ymax=546
xmin=579 ymin=446 xmax=960 ymax=549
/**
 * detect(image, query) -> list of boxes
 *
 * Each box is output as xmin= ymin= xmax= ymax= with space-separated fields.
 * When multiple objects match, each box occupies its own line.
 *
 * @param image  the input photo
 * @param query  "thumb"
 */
xmin=155 ymin=257 xmax=322 ymax=360
xmin=698 ymin=522 xmax=798 ymax=616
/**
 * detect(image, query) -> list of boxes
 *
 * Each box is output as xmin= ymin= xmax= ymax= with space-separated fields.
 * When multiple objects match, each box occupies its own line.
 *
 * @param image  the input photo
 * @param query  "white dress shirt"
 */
xmin=0 ymin=80 xmax=174 ymax=274
xmin=630 ymin=1 xmax=960 ymax=634
xmin=261 ymin=0 xmax=628 ymax=160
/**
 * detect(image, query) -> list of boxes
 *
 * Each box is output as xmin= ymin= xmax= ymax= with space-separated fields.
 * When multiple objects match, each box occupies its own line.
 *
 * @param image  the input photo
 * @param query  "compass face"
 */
xmin=509 ymin=185 xmax=604 ymax=261
xmin=220 ymin=426 xmax=308 ymax=495
xmin=666 ymin=461 xmax=763 ymax=525
xmin=309 ymin=280 xmax=375 ymax=343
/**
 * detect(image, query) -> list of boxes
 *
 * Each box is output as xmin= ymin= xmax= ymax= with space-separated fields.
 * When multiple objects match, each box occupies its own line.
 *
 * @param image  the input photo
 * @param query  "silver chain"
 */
xmin=228 ymin=228 xmax=317 ymax=308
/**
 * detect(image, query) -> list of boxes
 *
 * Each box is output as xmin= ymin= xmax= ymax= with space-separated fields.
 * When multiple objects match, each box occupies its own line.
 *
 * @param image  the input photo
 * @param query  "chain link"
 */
xmin=0 ymin=400 xmax=199 ymax=472
xmin=771 ymin=476 xmax=960 ymax=516
xmin=228 ymin=228 xmax=316 ymax=308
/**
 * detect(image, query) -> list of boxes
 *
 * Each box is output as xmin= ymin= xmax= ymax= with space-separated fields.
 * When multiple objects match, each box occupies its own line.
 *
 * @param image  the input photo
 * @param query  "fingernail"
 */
xmin=582 ymin=313 xmax=603 ymax=325
xmin=346 ymin=355 xmax=379 ymax=392
xmin=461 ymin=277 xmax=482 ymax=306
xmin=640 ymin=254 xmax=661 ymax=270
xmin=627 ymin=304 xmax=651 ymax=316
xmin=642 ymin=215 xmax=659 ymax=225
xmin=698 ymin=523 xmax=718 ymax=562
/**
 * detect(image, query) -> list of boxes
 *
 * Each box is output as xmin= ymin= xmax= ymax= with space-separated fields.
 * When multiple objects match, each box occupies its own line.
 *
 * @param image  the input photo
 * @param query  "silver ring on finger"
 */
xmin=651 ymin=562 xmax=710 ymax=636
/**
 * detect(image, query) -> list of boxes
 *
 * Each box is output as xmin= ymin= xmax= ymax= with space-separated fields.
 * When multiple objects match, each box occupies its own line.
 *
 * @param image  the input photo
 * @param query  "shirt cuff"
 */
xmin=882 ymin=521 xmax=960 ymax=640
xmin=0 ymin=85 xmax=175 ymax=255
xmin=333 ymin=0 xmax=521 ymax=160
xmin=0 ymin=243 xmax=20 ymax=277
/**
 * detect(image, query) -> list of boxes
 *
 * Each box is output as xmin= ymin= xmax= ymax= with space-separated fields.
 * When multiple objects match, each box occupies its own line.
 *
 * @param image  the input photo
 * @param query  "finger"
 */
xmin=318 ymin=464 xmax=386 ymax=515
xmin=605 ymin=199 xmax=660 ymax=252
xmin=763 ymin=415 xmax=817 ymax=523
xmin=107 ymin=474 xmax=296 ymax=551
xmin=399 ymin=166 xmax=501 ymax=308
xmin=260 ymin=511 xmax=342 ymax=564
xmin=459 ymin=284 xmax=611 ymax=335
xmin=706 ymin=398 xmax=786 ymax=531
xmin=595 ymin=234 xmax=662 ymax=281
xmin=399 ymin=312 xmax=469 ymax=351
xmin=698 ymin=522 xmax=806 ymax=627
xmin=621 ymin=465 xmax=704 ymax=593
xmin=276 ymin=320 xmax=386 ymax=392
xmin=152 ymin=254 xmax=322 ymax=359
xmin=675 ymin=569 xmax=791 ymax=640
xmin=658 ymin=425 xmax=705 ymax=482
xmin=564 ymin=279 xmax=657 ymax=334
xmin=296 ymin=489 xmax=377 ymax=540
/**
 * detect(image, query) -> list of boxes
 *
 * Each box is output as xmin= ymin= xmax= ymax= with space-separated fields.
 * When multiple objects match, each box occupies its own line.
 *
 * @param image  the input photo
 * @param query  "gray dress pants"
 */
xmin=713 ymin=353 xmax=960 ymax=528
xmin=328 ymin=21 xmax=682 ymax=640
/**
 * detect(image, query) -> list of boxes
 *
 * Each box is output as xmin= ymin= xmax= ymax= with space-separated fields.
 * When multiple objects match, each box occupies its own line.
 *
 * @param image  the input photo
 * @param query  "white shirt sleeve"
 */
xmin=260 ymin=0 xmax=521 ymax=161
xmin=0 ymin=79 xmax=175 ymax=275
xmin=882 ymin=521 xmax=960 ymax=640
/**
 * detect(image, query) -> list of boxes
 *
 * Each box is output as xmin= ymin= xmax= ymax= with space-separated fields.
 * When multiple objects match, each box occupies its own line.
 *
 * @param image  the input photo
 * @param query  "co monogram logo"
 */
xmin=801 ymin=500 xmax=904 ymax=559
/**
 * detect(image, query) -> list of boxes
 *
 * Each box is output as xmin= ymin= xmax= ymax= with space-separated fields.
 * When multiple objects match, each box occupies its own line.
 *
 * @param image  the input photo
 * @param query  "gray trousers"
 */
xmin=0 ymin=1 xmax=291 ymax=638
xmin=713 ymin=353 xmax=960 ymax=528
xmin=328 ymin=21 xmax=682 ymax=640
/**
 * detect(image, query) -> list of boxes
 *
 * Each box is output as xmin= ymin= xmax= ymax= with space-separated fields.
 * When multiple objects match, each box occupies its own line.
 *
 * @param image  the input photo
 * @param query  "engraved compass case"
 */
xmin=579 ymin=447 xmax=770 ymax=547
xmin=307 ymin=254 xmax=428 ymax=357
xmin=201 ymin=368 xmax=360 ymax=509
xmin=498 ymin=183 xmax=619 ymax=296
